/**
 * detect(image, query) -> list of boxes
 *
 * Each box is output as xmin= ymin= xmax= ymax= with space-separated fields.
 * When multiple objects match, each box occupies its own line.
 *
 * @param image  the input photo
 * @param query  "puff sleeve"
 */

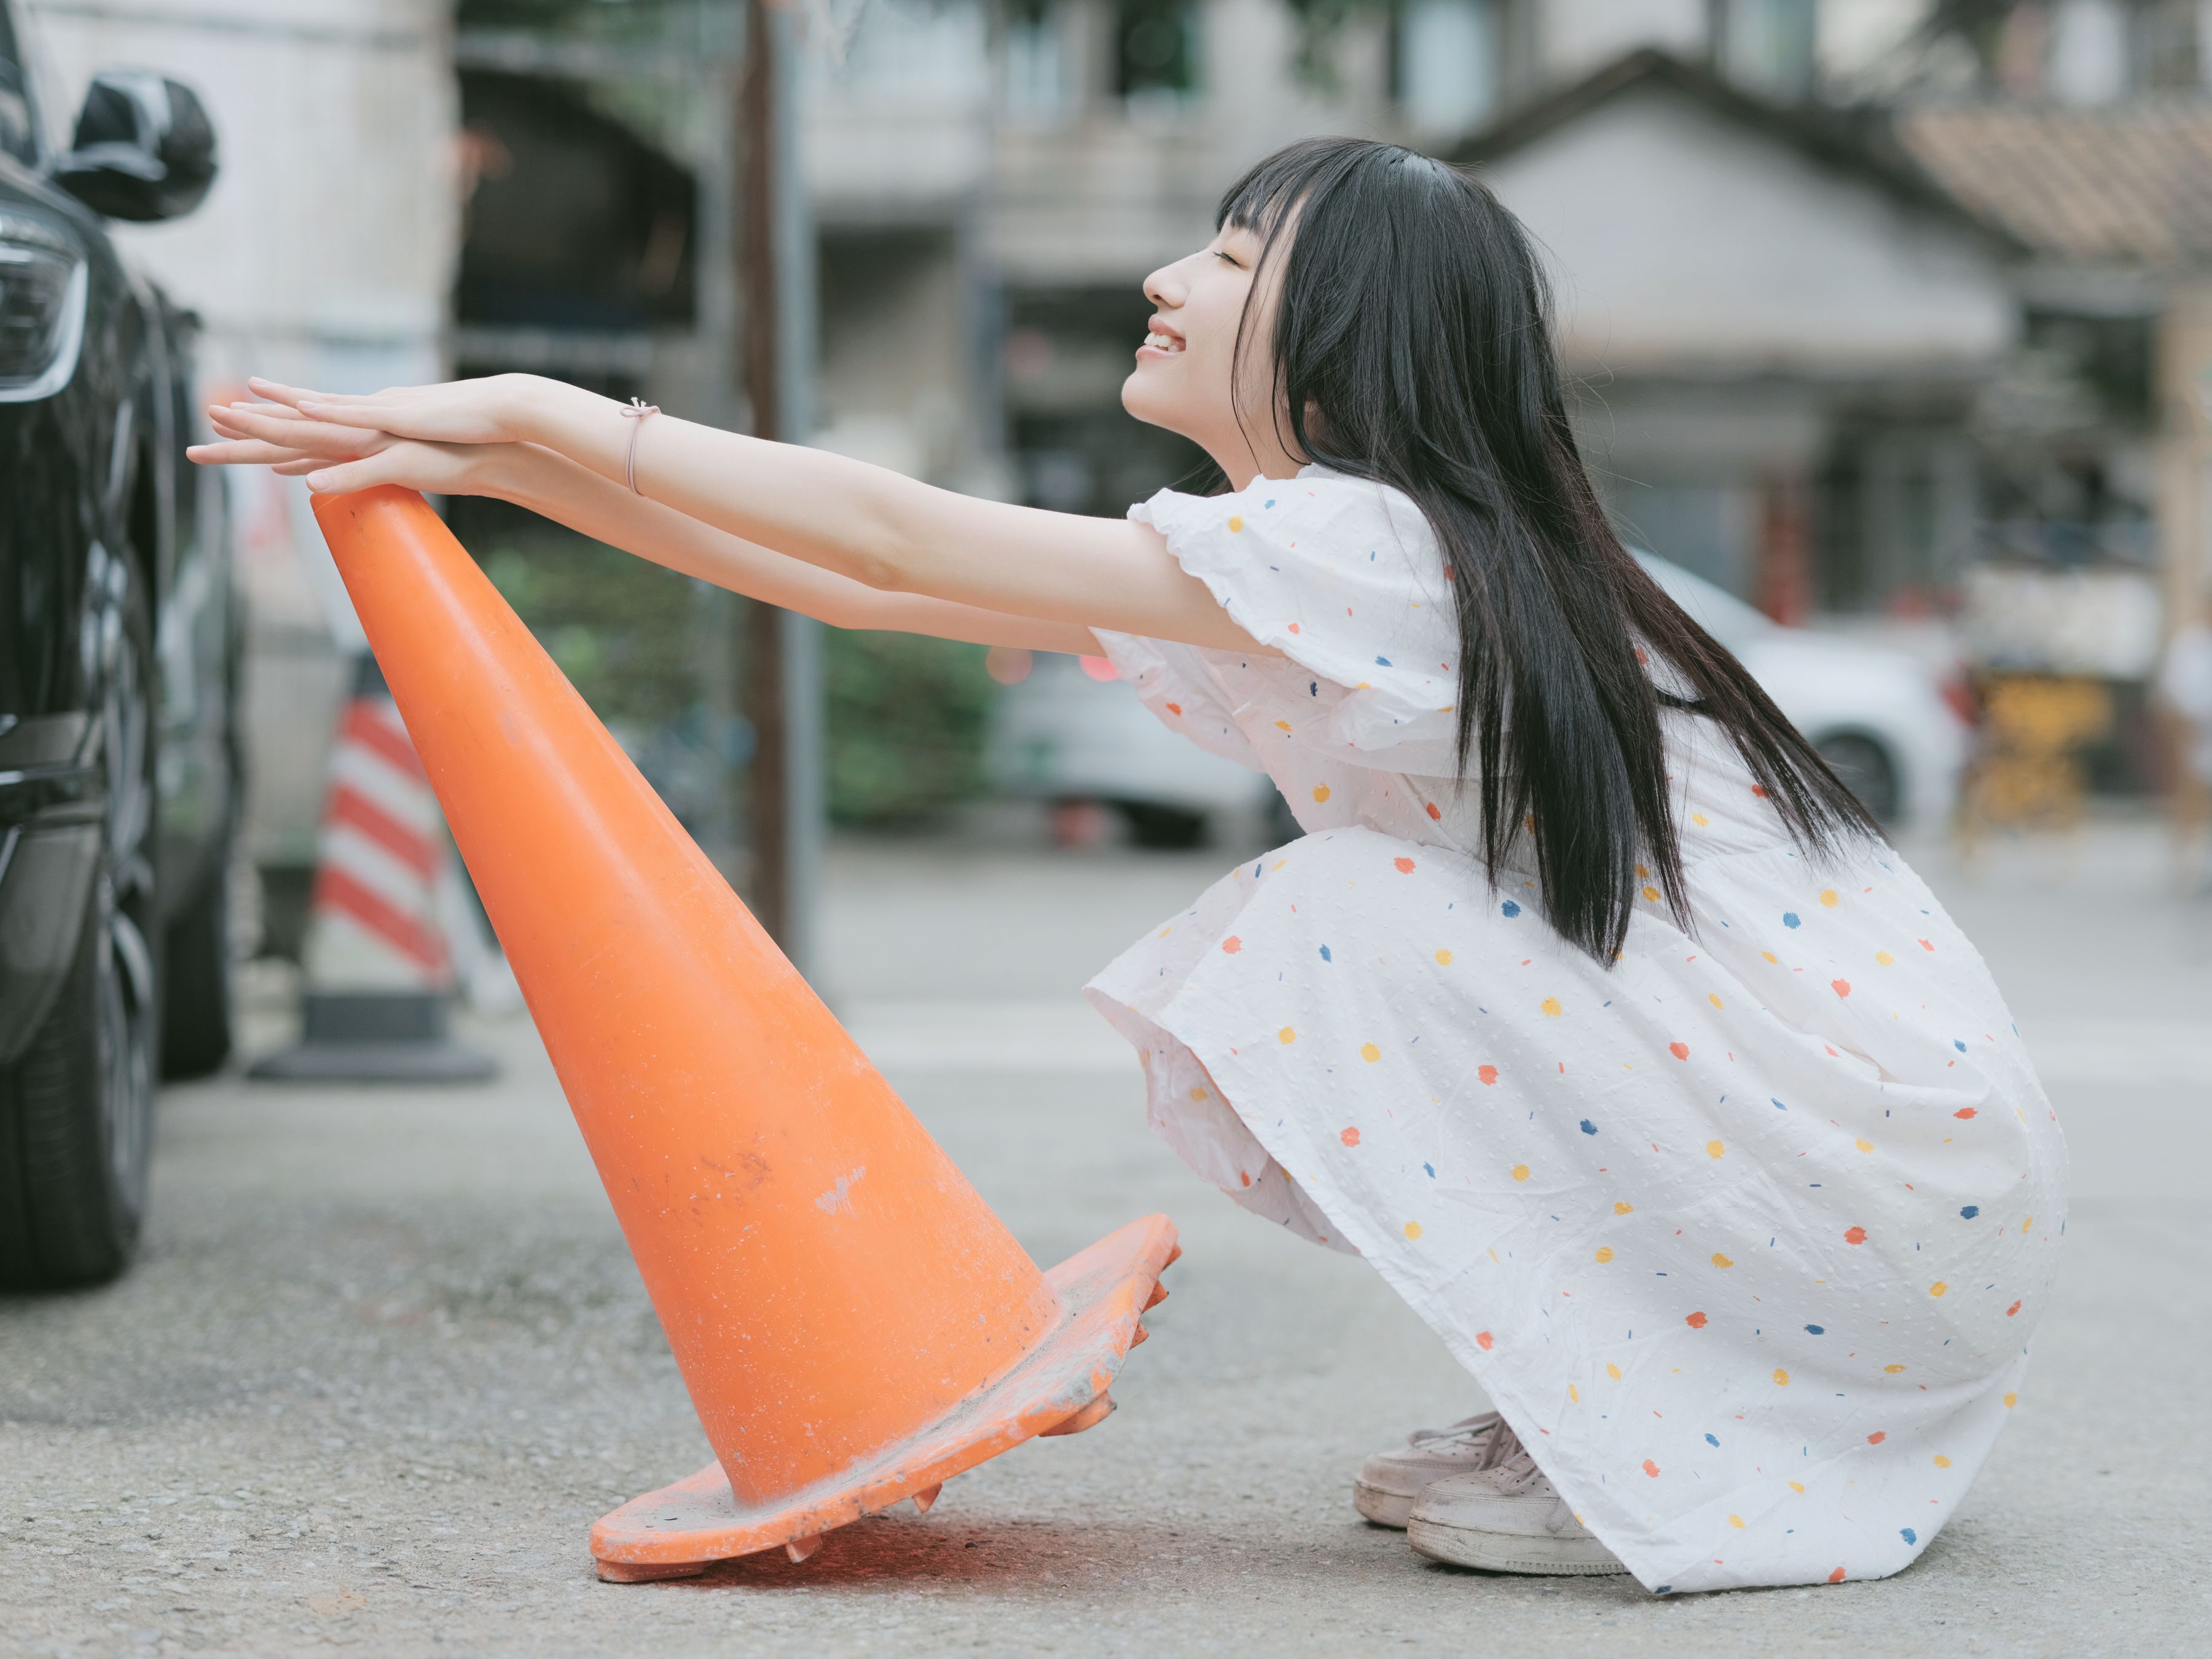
xmin=1097 ymin=468 xmax=1469 ymax=781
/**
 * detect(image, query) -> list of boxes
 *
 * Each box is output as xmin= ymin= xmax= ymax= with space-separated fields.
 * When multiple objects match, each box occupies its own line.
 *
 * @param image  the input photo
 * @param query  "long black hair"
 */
xmin=1214 ymin=137 xmax=1876 ymax=960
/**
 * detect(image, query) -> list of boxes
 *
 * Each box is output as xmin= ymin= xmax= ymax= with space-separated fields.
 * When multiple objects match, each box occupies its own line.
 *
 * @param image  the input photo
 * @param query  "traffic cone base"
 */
xmin=590 ymin=1215 xmax=1177 ymax=1580
xmin=249 ymin=990 xmax=497 ymax=1083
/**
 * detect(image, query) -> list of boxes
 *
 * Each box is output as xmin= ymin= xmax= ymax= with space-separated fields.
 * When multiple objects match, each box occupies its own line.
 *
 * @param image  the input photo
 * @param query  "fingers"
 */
xmin=187 ymin=436 xmax=324 ymax=468
xmin=302 ymin=450 xmax=428 ymax=494
xmin=207 ymin=402 xmax=390 ymax=456
xmin=245 ymin=376 xmax=386 ymax=410
xmin=293 ymin=398 xmax=418 ymax=431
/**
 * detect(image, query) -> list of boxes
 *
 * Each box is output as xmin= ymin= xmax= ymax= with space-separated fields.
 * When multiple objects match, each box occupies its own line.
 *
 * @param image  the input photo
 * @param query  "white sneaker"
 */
xmin=1352 ymin=1411 xmax=1508 ymax=1529
xmin=1405 ymin=1436 xmax=1629 ymax=1575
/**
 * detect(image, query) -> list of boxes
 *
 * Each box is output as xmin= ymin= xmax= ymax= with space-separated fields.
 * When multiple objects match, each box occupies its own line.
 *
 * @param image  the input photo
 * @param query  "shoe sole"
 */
xmin=1406 ymin=1515 xmax=1630 ymax=1575
xmin=1353 ymin=1480 xmax=1416 ymax=1530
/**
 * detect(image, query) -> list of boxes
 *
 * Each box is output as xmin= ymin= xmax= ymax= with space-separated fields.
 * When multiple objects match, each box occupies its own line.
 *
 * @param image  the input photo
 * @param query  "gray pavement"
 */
xmin=4 ymin=814 xmax=2210 ymax=1656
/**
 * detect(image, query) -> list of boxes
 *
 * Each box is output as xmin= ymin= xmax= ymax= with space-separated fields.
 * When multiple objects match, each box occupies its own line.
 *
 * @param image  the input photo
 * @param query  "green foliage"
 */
xmin=825 ymin=630 xmax=998 ymax=825
xmin=480 ymin=537 xmax=699 ymax=725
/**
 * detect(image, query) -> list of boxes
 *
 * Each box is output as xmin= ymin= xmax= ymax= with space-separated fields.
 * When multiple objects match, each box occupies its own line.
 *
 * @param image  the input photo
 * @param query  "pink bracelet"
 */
xmin=619 ymin=396 xmax=659 ymax=494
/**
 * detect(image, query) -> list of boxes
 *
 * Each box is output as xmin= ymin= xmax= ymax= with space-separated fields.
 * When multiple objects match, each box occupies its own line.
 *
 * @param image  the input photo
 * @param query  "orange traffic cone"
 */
xmin=309 ymin=487 xmax=1178 ymax=1579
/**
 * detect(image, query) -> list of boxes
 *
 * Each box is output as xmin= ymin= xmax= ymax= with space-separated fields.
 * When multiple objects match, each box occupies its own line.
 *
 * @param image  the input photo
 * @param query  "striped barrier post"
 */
xmin=251 ymin=655 xmax=495 ymax=1083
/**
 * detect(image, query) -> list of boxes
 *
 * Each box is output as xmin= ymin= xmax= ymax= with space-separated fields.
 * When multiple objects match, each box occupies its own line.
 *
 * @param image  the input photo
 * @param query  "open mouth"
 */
xmin=1139 ymin=327 xmax=1185 ymax=356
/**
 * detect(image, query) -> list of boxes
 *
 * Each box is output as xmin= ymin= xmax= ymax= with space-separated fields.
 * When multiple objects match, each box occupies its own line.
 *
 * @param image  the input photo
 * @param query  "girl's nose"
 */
xmin=1143 ymin=265 xmax=1185 ymax=310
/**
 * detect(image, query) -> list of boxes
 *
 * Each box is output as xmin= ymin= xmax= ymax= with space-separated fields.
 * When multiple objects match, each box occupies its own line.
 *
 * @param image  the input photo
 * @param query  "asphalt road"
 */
xmin=4 ymin=815 xmax=2208 ymax=1657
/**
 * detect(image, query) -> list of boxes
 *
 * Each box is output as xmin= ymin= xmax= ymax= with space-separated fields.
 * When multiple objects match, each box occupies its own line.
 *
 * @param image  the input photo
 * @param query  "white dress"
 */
xmin=1085 ymin=466 xmax=2068 ymax=1594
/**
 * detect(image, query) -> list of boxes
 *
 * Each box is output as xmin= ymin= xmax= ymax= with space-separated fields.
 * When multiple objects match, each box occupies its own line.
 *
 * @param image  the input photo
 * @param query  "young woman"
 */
xmin=193 ymin=137 xmax=2065 ymax=1594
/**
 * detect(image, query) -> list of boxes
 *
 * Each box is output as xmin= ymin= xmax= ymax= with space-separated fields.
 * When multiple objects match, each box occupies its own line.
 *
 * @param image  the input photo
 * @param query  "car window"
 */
xmin=1630 ymin=549 xmax=1778 ymax=653
xmin=0 ymin=4 xmax=36 ymax=165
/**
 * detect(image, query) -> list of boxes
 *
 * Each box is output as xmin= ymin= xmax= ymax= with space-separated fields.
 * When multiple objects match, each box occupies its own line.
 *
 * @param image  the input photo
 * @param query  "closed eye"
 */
xmin=1214 ymin=250 xmax=1244 ymax=269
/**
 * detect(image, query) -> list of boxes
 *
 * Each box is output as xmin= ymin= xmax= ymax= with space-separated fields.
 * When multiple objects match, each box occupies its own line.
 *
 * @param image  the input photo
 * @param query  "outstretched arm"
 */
xmin=234 ymin=374 xmax=1271 ymax=655
xmin=192 ymin=414 xmax=1100 ymax=651
xmin=485 ymin=442 xmax=1100 ymax=651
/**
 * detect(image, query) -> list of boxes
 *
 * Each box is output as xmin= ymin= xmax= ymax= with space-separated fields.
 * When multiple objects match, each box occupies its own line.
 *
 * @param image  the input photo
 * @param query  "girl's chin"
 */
xmin=1120 ymin=369 xmax=1186 ymax=428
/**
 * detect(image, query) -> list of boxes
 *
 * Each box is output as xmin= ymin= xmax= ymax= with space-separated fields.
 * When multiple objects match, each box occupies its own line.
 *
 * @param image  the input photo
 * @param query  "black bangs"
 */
xmin=1207 ymin=137 xmax=1878 ymax=962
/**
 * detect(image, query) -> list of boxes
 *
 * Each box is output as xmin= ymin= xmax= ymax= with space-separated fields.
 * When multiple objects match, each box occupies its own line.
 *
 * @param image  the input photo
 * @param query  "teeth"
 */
xmin=1145 ymin=331 xmax=1182 ymax=353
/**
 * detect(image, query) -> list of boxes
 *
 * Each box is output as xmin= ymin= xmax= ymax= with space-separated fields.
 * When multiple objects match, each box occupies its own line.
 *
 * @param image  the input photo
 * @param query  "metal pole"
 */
xmin=739 ymin=0 xmax=822 ymax=970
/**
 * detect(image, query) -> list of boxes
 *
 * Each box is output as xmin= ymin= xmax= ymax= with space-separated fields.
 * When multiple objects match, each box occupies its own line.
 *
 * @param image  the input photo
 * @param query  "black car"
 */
xmin=0 ymin=9 xmax=238 ymax=1290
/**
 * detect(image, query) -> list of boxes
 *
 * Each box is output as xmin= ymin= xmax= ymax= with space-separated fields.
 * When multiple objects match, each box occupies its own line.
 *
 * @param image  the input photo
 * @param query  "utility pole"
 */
xmin=737 ymin=0 xmax=823 ymax=971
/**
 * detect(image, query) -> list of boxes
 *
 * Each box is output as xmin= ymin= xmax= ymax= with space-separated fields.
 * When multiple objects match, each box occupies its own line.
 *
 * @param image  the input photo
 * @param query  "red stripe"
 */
xmin=342 ymin=700 xmax=427 ymax=780
xmin=325 ymin=783 xmax=437 ymax=880
xmin=312 ymin=865 xmax=447 ymax=975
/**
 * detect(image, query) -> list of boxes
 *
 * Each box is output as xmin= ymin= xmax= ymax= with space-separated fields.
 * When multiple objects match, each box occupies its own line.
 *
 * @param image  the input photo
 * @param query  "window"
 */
xmin=2132 ymin=0 xmax=2203 ymax=91
xmin=1003 ymin=4 xmax=1071 ymax=122
xmin=1394 ymin=0 xmax=1499 ymax=136
xmin=1116 ymin=0 xmax=1197 ymax=101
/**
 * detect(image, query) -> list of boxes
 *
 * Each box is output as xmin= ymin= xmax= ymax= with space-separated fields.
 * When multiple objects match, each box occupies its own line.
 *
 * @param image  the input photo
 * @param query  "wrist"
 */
xmin=495 ymin=374 xmax=581 ymax=446
xmin=476 ymin=440 xmax=551 ymax=505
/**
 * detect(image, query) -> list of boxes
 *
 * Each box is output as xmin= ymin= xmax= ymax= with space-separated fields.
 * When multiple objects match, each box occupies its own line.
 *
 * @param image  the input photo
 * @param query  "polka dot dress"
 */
xmin=1086 ymin=466 xmax=2067 ymax=1594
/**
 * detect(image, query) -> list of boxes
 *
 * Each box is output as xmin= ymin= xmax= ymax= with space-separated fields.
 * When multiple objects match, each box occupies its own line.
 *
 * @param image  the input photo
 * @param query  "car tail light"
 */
xmin=0 ymin=211 xmax=89 ymax=402
xmin=1937 ymin=670 xmax=1978 ymax=728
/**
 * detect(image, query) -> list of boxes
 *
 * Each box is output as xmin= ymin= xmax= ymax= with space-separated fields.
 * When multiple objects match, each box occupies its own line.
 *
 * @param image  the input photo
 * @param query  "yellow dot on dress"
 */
xmin=1615 ymin=1201 xmax=1634 ymax=1215
xmin=2003 ymin=1392 xmax=2018 ymax=1408
xmin=1642 ymin=885 xmax=1661 ymax=901
xmin=1606 ymin=1362 xmax=1623 ymax=1381
xmin=1693 ymin=813 xmax=1711 ymax=827
xmin=1855 ymin=1138 xmax=1874 ymax=1153
xmin=1820 ymin=888 xmax=1840 ymax=907
xmin=1708 ymin=992 xmax=1725 ymax=1010
xmin=1569 ymin=1384 xmax=1580 ymax=1402
xmin=1360 ymin=1042 xmax=1381 ymax=1062
xmin=1761 ymin=950 xmax=1778 ymax=964
xmin=1706 ymin=1140 xmax=1725 ymax=1158
xmin=1774 ymin=1368 xmax=1790 ymax=1386
xmin=1636 ymin=861 xmax=1650 ymax=879
xmin=1403 ymin=1220 xmax=1423 ymax=1240
xmin=1227 ymin=514 xmax=1244 ymax=531
xmin=1279 ymin=1027 xmax=1296 ymax=1044
xmin=1512 ymin=1164 xmax=1531 ymax=1182
xmin=1884 ymin=1363 xmax=1906 ymax=1374
xmin=2022 ymin=1215 xmax=2034 ymax=1233
xmin=1929 ymin=1281 xmax=1948 ymax=1297
xmin=1434 ymin=948 xmax=1453 ymax=965
xmin=1189 ymin=1086 xmax=1207 ymax=1101
xmin=1594 ymin=1246 xmax=1614 ymax=1263
xmin=1933 ymin=1454 xmax=1952 ymax=1469
xmin=1312 ymin=783 xmax=1331 ymax=802
xmin=1875 ymin=950 xmax=1895 ymax=965
xmin=1788 ymin=1480 xmax=1805 ymax=1494
xmin=1728 ymin=1513 xmax=1745 ymax=1529
xmin=1711 ymin=1252 xmax=1734 ymax=1268
xmin=1541 ymin=997 xmax=1563 ymax=1017
xmin=1275 ymin=720 xmax=1292 ymax=733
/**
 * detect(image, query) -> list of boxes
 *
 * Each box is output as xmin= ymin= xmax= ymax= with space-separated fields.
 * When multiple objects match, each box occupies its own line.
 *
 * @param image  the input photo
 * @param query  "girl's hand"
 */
xmin=246 ymin=372 xmax=571 ymax=448
xmin=189 ymin=401 xmax=518 ymax=497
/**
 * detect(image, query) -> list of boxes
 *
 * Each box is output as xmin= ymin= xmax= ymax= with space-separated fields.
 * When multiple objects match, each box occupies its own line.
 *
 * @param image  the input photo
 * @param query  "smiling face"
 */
xmin=1121 ymin=224 xmax=1306 ymax=489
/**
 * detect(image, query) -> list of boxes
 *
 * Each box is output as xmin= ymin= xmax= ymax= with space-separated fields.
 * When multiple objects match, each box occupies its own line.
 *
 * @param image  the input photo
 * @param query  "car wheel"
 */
xmin=0 ymin=551 xmax=162 ymax=1289
xmin=160 ymin=847 xmax=234 ymax=1079
xmin=1814 ymin=732 xmax=1900 ymax=825
xmin=1113 ymin=799 xmax=1210 ymax=850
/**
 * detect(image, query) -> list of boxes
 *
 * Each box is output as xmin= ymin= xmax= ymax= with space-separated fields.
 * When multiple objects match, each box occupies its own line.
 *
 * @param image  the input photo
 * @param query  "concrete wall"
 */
xmin=1479 ymin=83 xmax=2014 ymax=375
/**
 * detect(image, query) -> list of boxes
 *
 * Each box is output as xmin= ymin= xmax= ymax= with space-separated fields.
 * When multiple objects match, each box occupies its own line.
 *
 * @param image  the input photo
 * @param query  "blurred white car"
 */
xmin=986 ymin=552 xmax=1967 ymax=846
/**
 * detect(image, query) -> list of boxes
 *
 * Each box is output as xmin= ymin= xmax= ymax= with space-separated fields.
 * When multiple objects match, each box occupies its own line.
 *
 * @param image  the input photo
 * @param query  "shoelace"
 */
xmin=1482 ymin=1430 xmax=1582 ymax=1534
xmin=1406 ymin=1411 xmax=1500 ymax=1451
